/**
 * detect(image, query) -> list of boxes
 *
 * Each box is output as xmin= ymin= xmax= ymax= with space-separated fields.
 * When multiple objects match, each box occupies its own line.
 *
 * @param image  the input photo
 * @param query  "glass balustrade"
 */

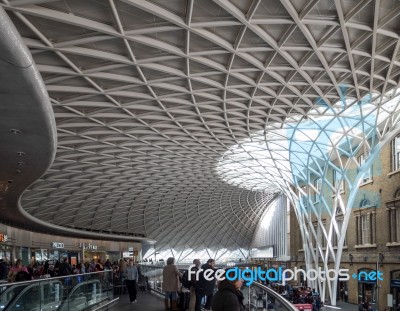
xmin=246 ymin=282 xmax=300 ymax=311
xmin=140 ymin=265 xmax=164 ymax=294
xmin=0 ymin=271 xmax=116 ymax=311
xmin=138 ymin=264 xmax=300 ymax=311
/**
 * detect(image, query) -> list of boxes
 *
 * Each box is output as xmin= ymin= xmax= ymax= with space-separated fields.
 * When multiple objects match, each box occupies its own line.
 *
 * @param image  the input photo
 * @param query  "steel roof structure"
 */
xmin=1 ymin=0 xmax=400 ymax=263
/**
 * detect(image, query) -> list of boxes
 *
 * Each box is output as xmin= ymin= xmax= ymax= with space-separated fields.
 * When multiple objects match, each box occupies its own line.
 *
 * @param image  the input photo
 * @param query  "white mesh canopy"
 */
xmin=2 ymin=0 xmax=400 ymax=264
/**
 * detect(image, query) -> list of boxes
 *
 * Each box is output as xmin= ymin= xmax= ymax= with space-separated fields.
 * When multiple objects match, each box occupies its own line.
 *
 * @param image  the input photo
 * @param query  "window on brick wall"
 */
xmin=358 ymin=152 xmax=372 ymax=183
xmin=312 ymin=222 xmax=326 ymax=249
xmin=332 ymin=217 xmax=347 ymax=247
xmin=388 ymin=208 xmax=400 ymax=243
xmin=387 ymin=189 xmax=400 ymax=243
xmin=355 ymin=199 xmax=376 ymax=245
xmin=314 ymin=178 xmax=322 ymax=203
xmin=356 ymin=212 xmax=376 ymax=245
xmin=361 ymin=214 xmax=370 ymax=244
xmin=300 ymin=185 xmax=308 ymax=210
xmin=333 ymin=170 xmax=344 ymax=194
xmin=391 ymin=135 xmax=400 ymax=172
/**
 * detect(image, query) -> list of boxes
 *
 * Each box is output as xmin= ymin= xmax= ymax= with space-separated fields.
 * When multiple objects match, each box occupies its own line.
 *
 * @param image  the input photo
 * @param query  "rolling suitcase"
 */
xmin=178 ymin=291 xmax=190 ymax=310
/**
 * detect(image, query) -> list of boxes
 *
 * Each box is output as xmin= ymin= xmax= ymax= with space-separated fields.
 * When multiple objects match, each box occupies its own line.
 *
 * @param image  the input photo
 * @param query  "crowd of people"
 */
xmin=0 ymin=257 xmax=136 ymax=283
xmin=0 ymin=257 xmax=143 ymax=306
xmin=162 ymin=257 xmax=246 ymax=311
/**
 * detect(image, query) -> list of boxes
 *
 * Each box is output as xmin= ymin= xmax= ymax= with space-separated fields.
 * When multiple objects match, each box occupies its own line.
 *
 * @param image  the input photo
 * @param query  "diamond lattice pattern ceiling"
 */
xmin=3 ymin=0 xmax=400 ymax=252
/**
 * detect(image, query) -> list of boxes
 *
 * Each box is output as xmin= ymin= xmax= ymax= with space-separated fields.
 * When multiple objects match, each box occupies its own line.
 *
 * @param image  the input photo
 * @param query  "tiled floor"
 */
xmin=108 ymin=290 xmax=360 ymax=311
xmin=109 ymin=291 xmax=165 ymax=311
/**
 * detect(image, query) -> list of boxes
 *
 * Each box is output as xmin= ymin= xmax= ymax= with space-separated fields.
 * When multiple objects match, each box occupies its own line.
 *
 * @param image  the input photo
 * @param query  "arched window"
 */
xmin=360 ymin=198 xmax=371 ymax=208
xmin=356 ymin=198 xmax=375 ymax=245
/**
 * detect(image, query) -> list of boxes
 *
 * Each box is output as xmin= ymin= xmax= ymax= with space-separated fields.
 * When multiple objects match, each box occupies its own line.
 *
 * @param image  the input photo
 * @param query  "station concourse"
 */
xmin=1 ymin=0 xmax=400 ymax=310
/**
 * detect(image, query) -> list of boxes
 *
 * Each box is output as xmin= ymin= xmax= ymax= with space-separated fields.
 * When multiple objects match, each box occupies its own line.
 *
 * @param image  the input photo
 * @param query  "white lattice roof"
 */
xmin=2 ymin=0 xmax=400 ymax=252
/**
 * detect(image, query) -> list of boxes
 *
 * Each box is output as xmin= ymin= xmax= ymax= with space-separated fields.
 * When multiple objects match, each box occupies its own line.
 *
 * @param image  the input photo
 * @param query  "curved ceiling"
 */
xmin=2 ymin=0 xmax=400 ymax=252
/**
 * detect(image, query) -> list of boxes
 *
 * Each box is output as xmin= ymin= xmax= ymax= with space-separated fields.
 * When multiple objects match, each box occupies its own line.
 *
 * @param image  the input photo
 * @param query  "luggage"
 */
xmin=178 ymin=291 xmax=190 ymax=310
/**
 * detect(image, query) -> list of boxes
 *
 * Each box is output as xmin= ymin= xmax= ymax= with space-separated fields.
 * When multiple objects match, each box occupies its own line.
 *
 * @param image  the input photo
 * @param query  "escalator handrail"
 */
xmin=3 ymin=270 xmax=111 ymax=287
xmin=251 ymin=282 xmax=299 ymax=311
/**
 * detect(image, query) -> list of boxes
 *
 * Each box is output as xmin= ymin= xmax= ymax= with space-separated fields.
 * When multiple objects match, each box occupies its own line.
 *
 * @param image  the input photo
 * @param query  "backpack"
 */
xmin=181 ymin=270 xmax=191 ymax=289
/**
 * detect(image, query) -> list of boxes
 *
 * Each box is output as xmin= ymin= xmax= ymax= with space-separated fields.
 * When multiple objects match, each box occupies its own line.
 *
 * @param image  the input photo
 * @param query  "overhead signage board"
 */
xmin=52 ymin=242 xmax=64 ymax=249
xmin=249 ymin=245 xmax=274 ymax=258
xmin=79 ymin=243 xmax=98 ymax=250
xmin=0 ymin=234 xmax=8 ymax=242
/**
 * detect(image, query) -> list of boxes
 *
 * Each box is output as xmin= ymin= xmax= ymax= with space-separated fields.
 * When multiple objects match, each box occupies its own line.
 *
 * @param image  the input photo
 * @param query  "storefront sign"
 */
xmin=52 ymin=242 xmax=64 ymax=249
xmin=0 ymin=234 xmax=8 ymax=242
xmin=79 ymin=243 xmax=98 ymax=250
xmin=123 ymin=252 xmax=132 ymax=258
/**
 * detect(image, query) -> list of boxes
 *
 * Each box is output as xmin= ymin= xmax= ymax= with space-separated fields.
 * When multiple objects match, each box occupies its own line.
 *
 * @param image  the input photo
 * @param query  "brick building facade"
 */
xmin=290 ymin=133 xmax=400 ymax=308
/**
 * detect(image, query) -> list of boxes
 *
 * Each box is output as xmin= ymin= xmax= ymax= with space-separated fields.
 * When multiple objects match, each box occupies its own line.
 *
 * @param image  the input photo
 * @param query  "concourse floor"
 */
xmin=110 ymin=291 xmax=165 ymax=311
xmin=108 ymin=291 xmax=360 ymax=311
xmin=325 ymin=302 xmax=359 ymax=311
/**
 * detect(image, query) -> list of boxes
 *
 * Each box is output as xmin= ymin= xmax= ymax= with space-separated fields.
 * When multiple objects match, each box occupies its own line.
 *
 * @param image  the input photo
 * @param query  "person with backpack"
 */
xmin=181 ymin=259 xmax=201 ymax=311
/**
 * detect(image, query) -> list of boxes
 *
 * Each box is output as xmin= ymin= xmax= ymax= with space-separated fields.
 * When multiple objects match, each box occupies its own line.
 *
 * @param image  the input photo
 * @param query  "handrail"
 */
xmin=251 ymin=282 xmax=299 ymax=311
xmin=92 ymin=297 xmax=119 ymax=311
xmin=59 ymin=279 xmax=103 ymax=311
xmin=3 ymin=270 xmax=110 ymax=287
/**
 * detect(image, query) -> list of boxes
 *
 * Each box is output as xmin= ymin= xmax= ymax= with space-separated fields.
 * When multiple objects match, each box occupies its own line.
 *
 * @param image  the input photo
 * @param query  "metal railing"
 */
xmin=139 ymin=264 xmax=299 ymax=311
xmin=0 ymin=271 xmax=116 ymax=310
xmin=246 ymin=282 xmax=300 ymax=311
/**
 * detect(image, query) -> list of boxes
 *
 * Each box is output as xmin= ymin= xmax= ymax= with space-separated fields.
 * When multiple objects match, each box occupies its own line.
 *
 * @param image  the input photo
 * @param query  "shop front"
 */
xmin=0 ymin=233 xmax=11 ymax=262
xmin=45 ymin=241 xmax=80 ymax=265
xmin=358 ymin=268 xmax=377 ymax=304
xmin=390 ymin=270 xmax=400 ymax=309
xmin=122 ymin=246 xmax=140 ymax=262
xmin=80 ymin=242 xmax=106 ymax=264
xmin=107 ymin=251 xmax=121 ymax=264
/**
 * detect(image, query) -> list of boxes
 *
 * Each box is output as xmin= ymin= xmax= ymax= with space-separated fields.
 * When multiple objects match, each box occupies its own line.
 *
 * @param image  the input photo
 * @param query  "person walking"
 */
xmin=162 ymin=257 xmax=181 ymax=311
xmin=125 ymin=259 xmax=138 ymax=303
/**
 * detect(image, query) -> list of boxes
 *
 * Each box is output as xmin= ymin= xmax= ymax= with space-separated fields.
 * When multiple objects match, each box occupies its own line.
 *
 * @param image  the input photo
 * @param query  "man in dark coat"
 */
xmin=212 ymin=277 xmax=245 ymax=311
xmin=195 ymin=259 xmax=216 ymax=311
xmin=59 ymin=258 xmax=72 ymax=276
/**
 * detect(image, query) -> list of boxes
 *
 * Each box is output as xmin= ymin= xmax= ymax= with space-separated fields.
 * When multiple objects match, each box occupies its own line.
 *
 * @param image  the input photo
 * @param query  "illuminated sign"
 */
xmin=0 ymin=234 xmax=8 ymax=242
xmin=52 ymin=242 xmax=64 ymax=249
xmin=79 ymin=243 xmax=98 ymax=250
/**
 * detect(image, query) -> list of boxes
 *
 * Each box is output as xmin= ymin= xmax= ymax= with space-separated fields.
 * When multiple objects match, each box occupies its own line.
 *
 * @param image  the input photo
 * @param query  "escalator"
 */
xmin=0 ymin=279 xmax=63 ymax=310
xmin=0 ymin=271 xmax=116 ymax=310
